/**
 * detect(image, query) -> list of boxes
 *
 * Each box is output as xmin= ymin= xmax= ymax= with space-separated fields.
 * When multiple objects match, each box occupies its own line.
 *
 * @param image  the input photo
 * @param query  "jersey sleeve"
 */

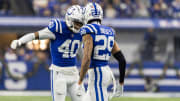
xmin=48 ymin=19 xmax=62 ymax=34
xmin=80 ymin=24 xmax=96 ymax=36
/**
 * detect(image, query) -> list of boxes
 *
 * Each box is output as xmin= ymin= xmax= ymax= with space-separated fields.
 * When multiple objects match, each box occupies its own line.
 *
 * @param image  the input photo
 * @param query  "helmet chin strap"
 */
xmin=72 ymin=28 xmax=79 ymax=33
xmin=70 ymin=22 xmax=79 ymax=33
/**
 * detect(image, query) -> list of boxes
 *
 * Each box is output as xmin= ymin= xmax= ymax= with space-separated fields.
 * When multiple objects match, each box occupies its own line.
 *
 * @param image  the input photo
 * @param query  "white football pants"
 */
xmin=50 ymin=64 xmax=84 ymax=101
xmin=83 ymin=65 xmax=113 ymax=101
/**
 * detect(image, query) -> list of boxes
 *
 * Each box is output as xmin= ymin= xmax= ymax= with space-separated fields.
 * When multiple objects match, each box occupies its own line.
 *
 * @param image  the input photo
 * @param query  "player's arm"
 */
xmin=112 ymin=41 xmax=126 ymax=85
xmin=78 ymin=34 xmax=93 ymax=85
xmin=10 ymin=28 xmax=55 ymax=49
xmin=111 ymin=41 xmax=126 ymax=97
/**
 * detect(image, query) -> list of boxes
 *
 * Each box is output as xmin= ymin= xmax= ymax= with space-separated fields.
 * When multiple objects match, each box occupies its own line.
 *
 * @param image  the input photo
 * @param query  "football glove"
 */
xmin=76 ymin=83 xmax=84 ymax=96
xmin=113 ymin=83 xmax=124 ymax=97
xmin=10 ymin=40 xmax=22 ymax=49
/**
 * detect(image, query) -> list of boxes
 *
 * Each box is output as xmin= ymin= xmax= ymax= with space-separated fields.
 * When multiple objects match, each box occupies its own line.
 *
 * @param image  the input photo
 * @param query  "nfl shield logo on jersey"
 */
xmin=80 ymin=28 xmax=86 ymax=36
xmin=49 ymin=21 xmax=55 ymax=29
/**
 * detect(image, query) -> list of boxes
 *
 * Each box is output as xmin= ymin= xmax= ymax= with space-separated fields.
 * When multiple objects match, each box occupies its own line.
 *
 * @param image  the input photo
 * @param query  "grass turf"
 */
xmin=0 ymin=96 xmax=180 ymax=101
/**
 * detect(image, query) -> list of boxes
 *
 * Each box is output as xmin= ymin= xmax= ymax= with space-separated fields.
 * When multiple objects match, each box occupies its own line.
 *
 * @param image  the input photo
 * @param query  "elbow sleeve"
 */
xmin=19 ymin=33 xmax=35 ymax=44
xmin=18 ymin=28 xmax=55 ymax=45
xmin=38 ymin=28 xmax=56 ymax=40
xmin=113 ymin=51 xmax=126 ymax=83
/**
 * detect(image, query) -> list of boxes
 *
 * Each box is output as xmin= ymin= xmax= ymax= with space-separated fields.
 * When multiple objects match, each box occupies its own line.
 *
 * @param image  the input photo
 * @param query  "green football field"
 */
xmin=0 ymin=96 xmax=180 ymax=101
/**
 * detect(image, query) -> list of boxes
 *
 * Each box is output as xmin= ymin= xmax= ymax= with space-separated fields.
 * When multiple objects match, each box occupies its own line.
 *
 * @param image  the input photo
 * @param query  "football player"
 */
xmin=77 ymin=2 xmax=126 ymax=101
xmin=10 ymin=5 xmax=85 ymax=101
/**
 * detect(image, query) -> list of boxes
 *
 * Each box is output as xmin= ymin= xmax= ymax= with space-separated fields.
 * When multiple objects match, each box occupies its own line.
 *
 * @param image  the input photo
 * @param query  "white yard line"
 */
xmin=0 ymin=91 xmax=180 ymax=98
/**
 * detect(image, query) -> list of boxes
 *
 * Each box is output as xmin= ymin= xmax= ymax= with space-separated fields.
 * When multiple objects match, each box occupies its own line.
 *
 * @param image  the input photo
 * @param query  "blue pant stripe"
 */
xmin=99 ymin=67 xmax=104 ymax=101
xmin=51 ymin=71 xmax=55 ymax=101
xmin=94 ymin=68 xmax=99 ymax=101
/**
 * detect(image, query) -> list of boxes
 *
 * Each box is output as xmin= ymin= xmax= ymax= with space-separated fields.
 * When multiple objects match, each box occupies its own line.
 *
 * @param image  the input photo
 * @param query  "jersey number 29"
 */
xmin=94 ymin=35 xmax=114 ymax=60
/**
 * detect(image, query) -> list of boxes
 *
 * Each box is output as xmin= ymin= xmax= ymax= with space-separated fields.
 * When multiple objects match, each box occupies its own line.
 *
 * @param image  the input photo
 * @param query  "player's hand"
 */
xmin=10 ymin=40 xmax=22 ymax=49
xmin=109 ymin=83 xmax=124 ymax=100
xmin=113 ymin=83 xmax=124 ymax=97
xmin=76 ymin=83 xmax=84 ymax=96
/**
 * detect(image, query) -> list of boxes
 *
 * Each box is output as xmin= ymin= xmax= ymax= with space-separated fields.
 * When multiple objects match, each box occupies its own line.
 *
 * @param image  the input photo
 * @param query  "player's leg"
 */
xmin=86 ymin=68 xmax=100 ymax=101
xmin=87 ymin=67 xmax=111 ymax=101
xmin=95 ymin=67 xmax=109 ymax=101
xmin=101 ymin=66 xmax=113 ymax=101
xmin=82 ymin=89 xmax=92 ymax=101
xmin=50 ymin=70 xmax=67 ymax=101
xmin=67 ymin=75 xmax=85 ymax=101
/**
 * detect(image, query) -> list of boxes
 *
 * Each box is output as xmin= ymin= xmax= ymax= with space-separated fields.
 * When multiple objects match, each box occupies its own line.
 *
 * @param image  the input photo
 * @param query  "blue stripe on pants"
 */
xmin=94 ymin=68 xmax=99 ymax=101
xmin=51 ymin=71 xmax=55 ymax=101
xmin=99 ymin=67 xmax=104 ymax=101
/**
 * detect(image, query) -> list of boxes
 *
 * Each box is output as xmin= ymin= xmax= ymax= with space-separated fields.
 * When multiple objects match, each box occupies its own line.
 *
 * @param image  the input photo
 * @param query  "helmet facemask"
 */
xmin=70 ymin=18 xmax=84 ymax=33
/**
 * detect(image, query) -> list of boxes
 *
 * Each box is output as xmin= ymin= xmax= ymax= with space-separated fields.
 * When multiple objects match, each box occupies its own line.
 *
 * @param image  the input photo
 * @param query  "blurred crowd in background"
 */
xmin=0 ymin=0 xmax=180 ymax=18
xmin=0 ymin=28 xmax=175 ymax=64
xmin=0 ymin=0 xmax=179 ymax=65
xmin=0 ymin=46 xmax=50 ymax=64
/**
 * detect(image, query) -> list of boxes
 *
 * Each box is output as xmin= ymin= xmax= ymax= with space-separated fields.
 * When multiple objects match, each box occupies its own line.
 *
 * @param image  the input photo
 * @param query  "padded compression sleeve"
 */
xmin=19 ymin=33 xmax=35 ymax=44
xmin=113 ymin=51 xmax=126 ymax=83
xmin=38 ymin=28 xmax=56 ymax=40
xmin=18 ymin=28 xmax=55 ymax=45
